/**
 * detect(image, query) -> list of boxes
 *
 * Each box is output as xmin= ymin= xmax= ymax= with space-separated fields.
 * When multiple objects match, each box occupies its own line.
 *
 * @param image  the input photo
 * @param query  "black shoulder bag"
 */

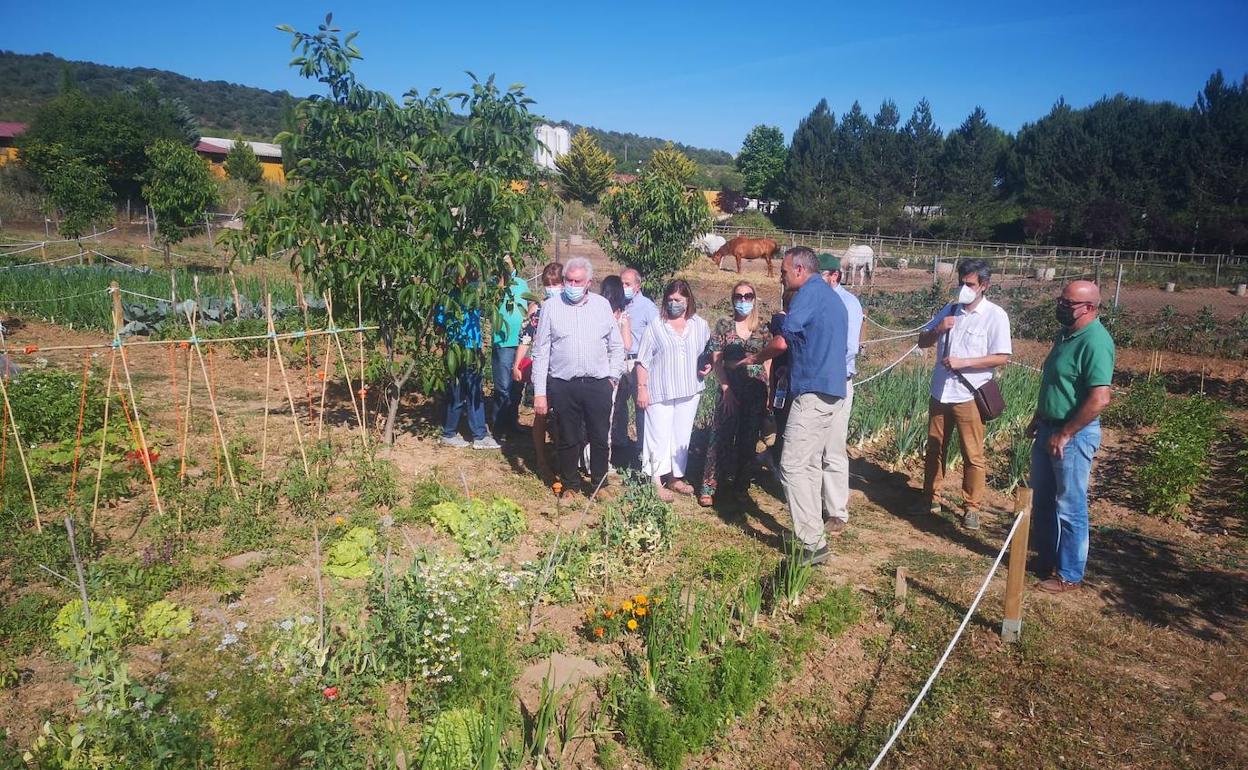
xmin=943 ymin=322 xmax=1006 ymax=422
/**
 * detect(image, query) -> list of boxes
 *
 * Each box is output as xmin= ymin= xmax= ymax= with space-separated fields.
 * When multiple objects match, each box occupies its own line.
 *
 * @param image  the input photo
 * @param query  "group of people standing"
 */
xmin=443 ymin=248 xmax=1115 ymax=594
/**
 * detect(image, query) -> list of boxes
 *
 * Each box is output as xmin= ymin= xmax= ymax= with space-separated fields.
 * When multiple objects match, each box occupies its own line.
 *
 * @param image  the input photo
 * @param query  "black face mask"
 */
xmin=1055 ymin=304 xmax=1077 ymax=327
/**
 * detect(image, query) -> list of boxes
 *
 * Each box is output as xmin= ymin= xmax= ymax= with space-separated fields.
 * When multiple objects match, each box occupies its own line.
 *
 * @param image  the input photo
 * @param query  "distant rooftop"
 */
xmin=196 ymin=136 xmax=282 ymax=160
xmin=0 ymin=122 xmax=29 ymax=139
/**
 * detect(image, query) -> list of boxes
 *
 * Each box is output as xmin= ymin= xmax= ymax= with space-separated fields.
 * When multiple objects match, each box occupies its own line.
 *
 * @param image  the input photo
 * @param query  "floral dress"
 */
xmin=700 ymin=316 xmax=772 ymax=497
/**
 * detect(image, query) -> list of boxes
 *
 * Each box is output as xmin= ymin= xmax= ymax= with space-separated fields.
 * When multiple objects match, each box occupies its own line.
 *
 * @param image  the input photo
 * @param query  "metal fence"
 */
xmin=711 ymin=224 xmax=1248 ymax=290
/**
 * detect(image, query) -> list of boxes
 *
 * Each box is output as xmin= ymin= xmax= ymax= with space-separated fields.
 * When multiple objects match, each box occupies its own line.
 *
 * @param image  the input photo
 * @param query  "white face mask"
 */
xmin=956 ymin=284 xmax=978 ymax=306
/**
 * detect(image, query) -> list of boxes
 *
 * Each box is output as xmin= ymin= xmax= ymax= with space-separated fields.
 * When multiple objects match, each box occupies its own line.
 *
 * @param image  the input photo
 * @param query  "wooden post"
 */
xmin=110 ymin=281 xmax=124 ymax=338
xmin=1001 ymin=486 xmax=1033 ymax=643
xmin=229 ymin=271 xmax=244 ymax=319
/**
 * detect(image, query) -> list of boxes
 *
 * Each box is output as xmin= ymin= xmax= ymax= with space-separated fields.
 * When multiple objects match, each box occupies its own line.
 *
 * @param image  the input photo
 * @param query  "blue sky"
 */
xmin=4 ymin=1 xmax=1247 ymax=152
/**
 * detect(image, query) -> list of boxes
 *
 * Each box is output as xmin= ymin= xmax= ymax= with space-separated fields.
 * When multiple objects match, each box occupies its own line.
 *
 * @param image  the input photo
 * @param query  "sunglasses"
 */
xmin=1056 ymin=299 xmax=1094 ymax=309
xmin=732 ymin=292 xmax=755 ymax=301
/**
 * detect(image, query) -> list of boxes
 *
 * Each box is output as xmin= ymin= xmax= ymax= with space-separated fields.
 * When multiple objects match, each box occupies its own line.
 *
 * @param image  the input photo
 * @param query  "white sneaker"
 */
xmin=440 ymin=434 xmax=470 ymax=448
xmin=472 ymin=436 xmax=502 ymax=450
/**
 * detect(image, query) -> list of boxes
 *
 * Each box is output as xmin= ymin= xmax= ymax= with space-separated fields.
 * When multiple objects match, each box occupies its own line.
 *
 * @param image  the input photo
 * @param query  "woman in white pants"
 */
xmin=635 ymin=279 xmax=711 ymax=502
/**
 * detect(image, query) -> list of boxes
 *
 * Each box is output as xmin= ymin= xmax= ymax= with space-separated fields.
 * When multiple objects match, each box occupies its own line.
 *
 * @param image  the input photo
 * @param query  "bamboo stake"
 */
xmin=118 ymin=348 xmax=166 ymax=520
xmin=316 ymin=331 xmax=332 ymax=440
xmin=259 ymin=337 xmax=273 ymax=479
xmin=1001 ymin=487 xmax=1034 ymax=643
xmin=178 ymin=342 xmax=193 ymax=480
xmin=267 ymin=294 xmax=309 ymax=475
xmin=0 ymin=368 xmax=40 ymax=531
xmin=90 ymin=349 xmax=117 ymax=529
xmin=188 ymin=277 xmax=240 ymax=499
xmin=67 ymin=353 xmax=92 ymax=507
xmin=324 ymin=294 xmax=364 ymax=433
xmin=357 ymin=281 xmax=368 ymax=443
xmin=294 ymin=269 xmax=315 ymax=427
xmin=229 ymin=270 xmax=244 ymax=319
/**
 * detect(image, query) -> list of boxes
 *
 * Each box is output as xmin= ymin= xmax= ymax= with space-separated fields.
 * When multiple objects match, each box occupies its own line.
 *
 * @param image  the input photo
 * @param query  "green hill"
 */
xmin=0 ymin=50 xmax=737 ymax=183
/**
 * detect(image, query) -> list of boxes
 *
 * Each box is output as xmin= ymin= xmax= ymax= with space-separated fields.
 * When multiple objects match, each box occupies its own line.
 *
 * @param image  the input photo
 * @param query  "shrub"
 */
xmin=1104 ymin=377 xmax=1168 ymax=429
xmin=1136 ymin=395 xmax=1224 ymax=520
xmin=723 ymin=209 xmax=777 ymax=232
xmin=3 ymin=365 xmax=110 ymax=446
xmin=0 ymin=593 xmax=60 ymax=656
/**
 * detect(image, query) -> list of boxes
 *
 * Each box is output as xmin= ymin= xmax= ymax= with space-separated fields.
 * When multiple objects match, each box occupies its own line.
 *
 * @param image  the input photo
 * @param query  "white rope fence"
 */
xmin=0 ymin=227 xmax=117 ymax=248
xmin=866 ymin=510 xmax=1027 ymax=770
xmin=855 ymin=344 xmax=920 ymax=388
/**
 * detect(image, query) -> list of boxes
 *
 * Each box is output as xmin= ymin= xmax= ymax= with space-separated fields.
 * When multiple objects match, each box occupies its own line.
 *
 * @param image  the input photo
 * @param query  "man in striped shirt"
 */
xmin=531 ymin=257 xmax=626 ymax=499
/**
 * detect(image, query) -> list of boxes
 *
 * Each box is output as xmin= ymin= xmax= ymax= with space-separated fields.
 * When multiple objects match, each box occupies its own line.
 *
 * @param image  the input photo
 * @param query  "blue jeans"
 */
xmin=443 ymin=368 xmax=488 ymax=440
xmin=1030 ymin=420 xmax=1101 ymax=583
xmin=491 ymin=345 xmax=521 ymax=433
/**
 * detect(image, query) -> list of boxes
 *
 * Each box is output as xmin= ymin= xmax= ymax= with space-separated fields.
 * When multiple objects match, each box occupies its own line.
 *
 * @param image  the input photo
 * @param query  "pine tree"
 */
xmin=901 ymin=99 xmax=943 ymax=237
xmin=554 ymin=128 xmax=615 ymax=203
xmin=863 ymin=100 xmax=904 ymax=235
xmin=833 ymin=101 xmax=872 ymax=231
xmin=224 ymin=137 xmax=263 ymax=184
xmin=939 ymin=107 xmax=1009 ymax=240
xmin=646 ymin=143 xmax=698 ymax=186
xmin=779 ymin=99 xmax=838 ymax=231
xmin=736 ymin=124 xmax=787 ymax=199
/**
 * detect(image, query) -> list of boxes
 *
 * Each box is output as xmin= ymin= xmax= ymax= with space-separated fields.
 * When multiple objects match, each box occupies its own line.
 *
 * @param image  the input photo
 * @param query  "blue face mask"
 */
xmin=734 ymin=301 xmax=754 ymax=317
xmin=545 ymin=286 xmax=559 ymax=300
xmin=623 ymin=286 xmax=635 ymax=301
xmin=562 ymin=285 xmax=586 ymax=303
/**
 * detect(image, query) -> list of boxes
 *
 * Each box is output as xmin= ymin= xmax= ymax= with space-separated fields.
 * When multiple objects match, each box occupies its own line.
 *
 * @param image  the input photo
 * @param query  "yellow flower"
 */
xmin=634 ymin=594 xmax=648 ymax=606
xmin=626 ymin=619 xmax=639 ymax=631
xmin=621 ymin=600 xmax=634 ymax=612
xmin=634 ymin=606 xmax=648 ymax=617
xmin=333 ymin=516 xmax=346 ymax=526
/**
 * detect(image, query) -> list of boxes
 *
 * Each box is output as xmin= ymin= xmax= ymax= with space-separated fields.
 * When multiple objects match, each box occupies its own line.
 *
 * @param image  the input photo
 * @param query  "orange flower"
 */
xmin=23 ymin=344 xmax=38 ymax=354
xmin=634 ymin=594 xmax=648 ymax=606
xmin=603 ymin=610 xmax=615 ymax=619
xmin=634 ymin=606 xmax=648 ymax=617
xmin=621 ymin=600 xmax=634 ymax=612
xmin=333 ymin=515 xmax=346 ymax=526
xmin=317 ymin=371 xmax=327 ymax=381
xmin=593 ymin=627 xmax=605 ymax=638
xmin=626 ymin=619 xmax=639 ymax=631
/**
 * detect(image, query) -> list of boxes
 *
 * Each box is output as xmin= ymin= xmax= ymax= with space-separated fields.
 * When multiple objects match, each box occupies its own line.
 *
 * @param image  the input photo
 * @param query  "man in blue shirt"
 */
xmin=437 ymin=298 xmax=499 ymax=450
xmin=611 ymin=267 xmax=660 ymax=468
xmin=738 ymin=246 xmax=847 ymax=566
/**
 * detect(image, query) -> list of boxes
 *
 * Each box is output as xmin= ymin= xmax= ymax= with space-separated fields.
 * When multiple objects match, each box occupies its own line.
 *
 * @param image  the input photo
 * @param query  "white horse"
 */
xmin=692 ymin=233 xmax=727 ymax=256
xmin=842 ymin=244 xmax=875 ymax=287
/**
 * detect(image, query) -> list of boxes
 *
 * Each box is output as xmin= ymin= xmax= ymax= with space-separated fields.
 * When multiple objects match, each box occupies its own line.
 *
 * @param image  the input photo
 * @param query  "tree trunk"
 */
xmin=163 ymin=242 xmax=172 ymax=269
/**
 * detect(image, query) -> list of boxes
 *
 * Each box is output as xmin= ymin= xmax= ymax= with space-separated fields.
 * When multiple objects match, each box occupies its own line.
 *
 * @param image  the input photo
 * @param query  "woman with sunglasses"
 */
xmin=635 ymin=279 xmax=711 ymax=502
xmin=698 ymin=281 xmax=772 ymax=506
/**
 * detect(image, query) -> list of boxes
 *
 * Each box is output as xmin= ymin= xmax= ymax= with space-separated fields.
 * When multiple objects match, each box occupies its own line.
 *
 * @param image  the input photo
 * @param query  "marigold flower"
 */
xmin=621 ymin=600 xmax=634 ymax=612
xmin=634 ymin=594 xmax=648 ymax=606
xmin=23 ymin=345 xmax=38 ymax=354
xmin=634 ymin=606 xmax=647 ymax=617
xmin=323 ymin=686 xmax=339 ymax=700
xmin=593 ymin=627 xmax=604 ymax=638
xmin=333 ymin=515 xmax=346 ymax=526
xmin=626 ymin=619 xmax=638 ymax=631
xmin=603 ymin=610 xmax=615 ymax=619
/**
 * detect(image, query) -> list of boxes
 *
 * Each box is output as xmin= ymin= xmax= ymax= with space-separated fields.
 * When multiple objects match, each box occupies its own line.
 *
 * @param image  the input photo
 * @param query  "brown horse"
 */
xmin=712 ymin=237 xmax=780 ymax=277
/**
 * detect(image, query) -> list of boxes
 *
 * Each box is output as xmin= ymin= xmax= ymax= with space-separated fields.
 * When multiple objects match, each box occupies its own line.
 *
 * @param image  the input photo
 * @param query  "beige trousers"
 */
xmin=781 ymin=391 xmax=848 ymax=550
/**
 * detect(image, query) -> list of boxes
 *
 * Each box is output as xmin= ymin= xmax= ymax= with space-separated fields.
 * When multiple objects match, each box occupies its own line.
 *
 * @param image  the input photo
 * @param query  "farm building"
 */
xmin=195 ymin=137 xmax=286 ymax=184
xmin=0 ymin=122 xmax=26 ymax=167
xmin=533 ymin=124 xmax=571 ymax=171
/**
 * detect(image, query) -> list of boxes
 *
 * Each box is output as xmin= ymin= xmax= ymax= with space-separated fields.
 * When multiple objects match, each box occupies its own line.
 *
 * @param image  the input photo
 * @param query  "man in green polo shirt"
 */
xmin=1026 ymin=280 xmax=1114 ymax=594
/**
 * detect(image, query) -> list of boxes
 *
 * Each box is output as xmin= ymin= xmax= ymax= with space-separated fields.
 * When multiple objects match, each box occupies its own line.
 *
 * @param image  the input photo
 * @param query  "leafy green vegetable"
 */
xmin=138 ymin=600 xmax=192 ymax=641
xmin=418 ymin=707 xmax=484 ymax=770
xmin=324 ymin=527 xmax=377 ymax=579
xmin=427 ymin=497 xmax=525 ymax=559
xmin=52 ymin=597 xmax=134 ymax=659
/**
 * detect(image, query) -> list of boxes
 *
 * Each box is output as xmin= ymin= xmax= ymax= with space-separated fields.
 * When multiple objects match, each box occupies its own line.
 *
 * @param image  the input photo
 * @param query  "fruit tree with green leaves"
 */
xmin=43 ymin=151 xmax=114 ymax=243
xmin=231 ymin=16 xmax=550 ymax=444
xmin=555 ymin=128 xmax=614 ymax=204
xmin=142 ymin=139 xmax=219 ymax=268
xmin=736 ymin=124 xmax=787 ymax=200
xmin=596 ymin=148 xmax=712 ymax=294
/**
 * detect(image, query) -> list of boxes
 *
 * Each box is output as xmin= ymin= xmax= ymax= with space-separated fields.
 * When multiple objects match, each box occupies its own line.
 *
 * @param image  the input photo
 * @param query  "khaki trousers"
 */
xmin=923 ymin=397 xmax=986 ymax=511
xmin=822 ymin=378 xmax=854 ymax=523
xmin=781 ymin=392 xmax=848 ymax=551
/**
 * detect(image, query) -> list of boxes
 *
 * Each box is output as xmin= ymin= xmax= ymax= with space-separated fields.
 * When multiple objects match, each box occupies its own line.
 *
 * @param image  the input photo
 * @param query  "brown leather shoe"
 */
xmin=1035 ymin=577 xmax=1081 ymax=594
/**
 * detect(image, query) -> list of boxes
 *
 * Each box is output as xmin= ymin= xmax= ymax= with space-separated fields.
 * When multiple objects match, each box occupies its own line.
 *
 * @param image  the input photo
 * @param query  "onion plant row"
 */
xmin=0 ymin=265 xmax=299 ymax=332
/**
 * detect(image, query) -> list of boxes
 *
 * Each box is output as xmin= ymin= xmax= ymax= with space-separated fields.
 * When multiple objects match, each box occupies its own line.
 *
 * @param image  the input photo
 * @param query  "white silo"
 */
xmin=533 ymin=124 xmax=571 ymax=171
